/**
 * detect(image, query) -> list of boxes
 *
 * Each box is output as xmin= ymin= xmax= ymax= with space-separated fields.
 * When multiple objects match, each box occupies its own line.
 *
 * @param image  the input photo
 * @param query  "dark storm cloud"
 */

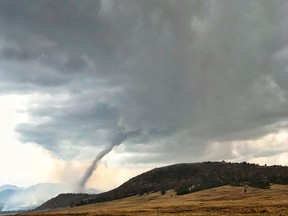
xmin=17 ymin=97 xmax=120 ymax=153
xmin=0 ymin=46 xmax=30 ymax=61
xmin=0 ymin=0 xmax=288 ymax=163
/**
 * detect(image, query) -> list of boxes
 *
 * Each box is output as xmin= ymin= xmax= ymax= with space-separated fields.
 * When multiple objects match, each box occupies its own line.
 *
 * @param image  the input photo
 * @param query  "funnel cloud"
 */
xmin=79 ymin=128 xmax=140 ymax=190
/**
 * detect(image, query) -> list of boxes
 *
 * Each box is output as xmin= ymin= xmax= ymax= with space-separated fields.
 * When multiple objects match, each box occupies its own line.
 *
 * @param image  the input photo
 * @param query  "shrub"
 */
xmin=248 ymin=179 xmax=270 ymax=189
xmin=175 ymin=186 xmax=190 ymax=195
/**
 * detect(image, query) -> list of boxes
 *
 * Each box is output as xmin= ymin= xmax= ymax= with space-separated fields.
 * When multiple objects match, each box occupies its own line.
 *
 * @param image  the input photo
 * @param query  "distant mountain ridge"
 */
xmin=0 ymin=189 xmax=17 ymax=212
xmin=0 ymin=189 xmax=16 ymax=202
xmin=37 ymin=161 xmax=288 ymax=211
xmin=0 ymin=183 xmax=99 ymax=212
xmin=0 ymin=185 xmax=20 ymax=192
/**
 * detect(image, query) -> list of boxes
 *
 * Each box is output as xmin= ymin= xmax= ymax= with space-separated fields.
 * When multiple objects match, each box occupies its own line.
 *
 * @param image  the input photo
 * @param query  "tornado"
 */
xmin=79 ymin=128 xmax=140 ymax=190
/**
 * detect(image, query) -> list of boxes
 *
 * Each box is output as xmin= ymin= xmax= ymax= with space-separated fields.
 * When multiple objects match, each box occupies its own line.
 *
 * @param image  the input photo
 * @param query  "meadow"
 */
xmin=19 ymin=184 xmax=288 ymax=216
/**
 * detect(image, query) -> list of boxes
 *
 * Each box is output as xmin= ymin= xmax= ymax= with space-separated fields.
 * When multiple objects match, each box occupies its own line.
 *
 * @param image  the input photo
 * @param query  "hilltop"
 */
xmin=36 ymin=161 xmax=288 ymax=211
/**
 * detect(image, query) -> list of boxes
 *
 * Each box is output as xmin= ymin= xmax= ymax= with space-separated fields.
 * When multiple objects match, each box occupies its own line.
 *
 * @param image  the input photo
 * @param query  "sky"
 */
xmin=0 ymin=0 xmax=288 ymax=192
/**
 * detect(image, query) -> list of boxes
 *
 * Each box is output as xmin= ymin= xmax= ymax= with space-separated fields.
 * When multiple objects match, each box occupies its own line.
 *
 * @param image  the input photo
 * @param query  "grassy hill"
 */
xmin=20 ymin=184 xmax=288 ymax=216
xmin=35 ymin=161 xmax=288 ymax=211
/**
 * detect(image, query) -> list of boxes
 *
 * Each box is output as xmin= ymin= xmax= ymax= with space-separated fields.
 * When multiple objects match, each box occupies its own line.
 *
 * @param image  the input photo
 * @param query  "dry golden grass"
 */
xmin=20 ymin=184 xmax=288 ymax=216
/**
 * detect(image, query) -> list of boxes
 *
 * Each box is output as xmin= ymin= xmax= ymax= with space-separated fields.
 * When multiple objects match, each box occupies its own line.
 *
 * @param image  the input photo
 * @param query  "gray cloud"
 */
xmin=16 ymin=96 xmax=120 ymax=158
xmin=0 ymin=0 xmax=288 ymax=164
xmin=0 ymin=46 xmax=30 ymax=61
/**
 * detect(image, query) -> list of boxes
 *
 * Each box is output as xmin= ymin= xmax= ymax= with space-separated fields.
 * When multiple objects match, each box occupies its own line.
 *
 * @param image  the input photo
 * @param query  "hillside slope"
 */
xmin=25 ymin=184 xmax=288 ymax=216
xmin=36 ymin=161 xmax=288 ymax=211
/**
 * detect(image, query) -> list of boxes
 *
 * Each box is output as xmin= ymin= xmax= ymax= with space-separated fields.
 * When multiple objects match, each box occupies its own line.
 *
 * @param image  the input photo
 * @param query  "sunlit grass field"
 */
xmin=20 ymin=184 xmax=288 ymax=216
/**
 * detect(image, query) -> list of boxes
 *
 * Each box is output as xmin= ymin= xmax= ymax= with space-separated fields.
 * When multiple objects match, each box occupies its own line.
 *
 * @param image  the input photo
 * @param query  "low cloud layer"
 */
xmin=0 ymin=0 xmax=288 ymax=165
